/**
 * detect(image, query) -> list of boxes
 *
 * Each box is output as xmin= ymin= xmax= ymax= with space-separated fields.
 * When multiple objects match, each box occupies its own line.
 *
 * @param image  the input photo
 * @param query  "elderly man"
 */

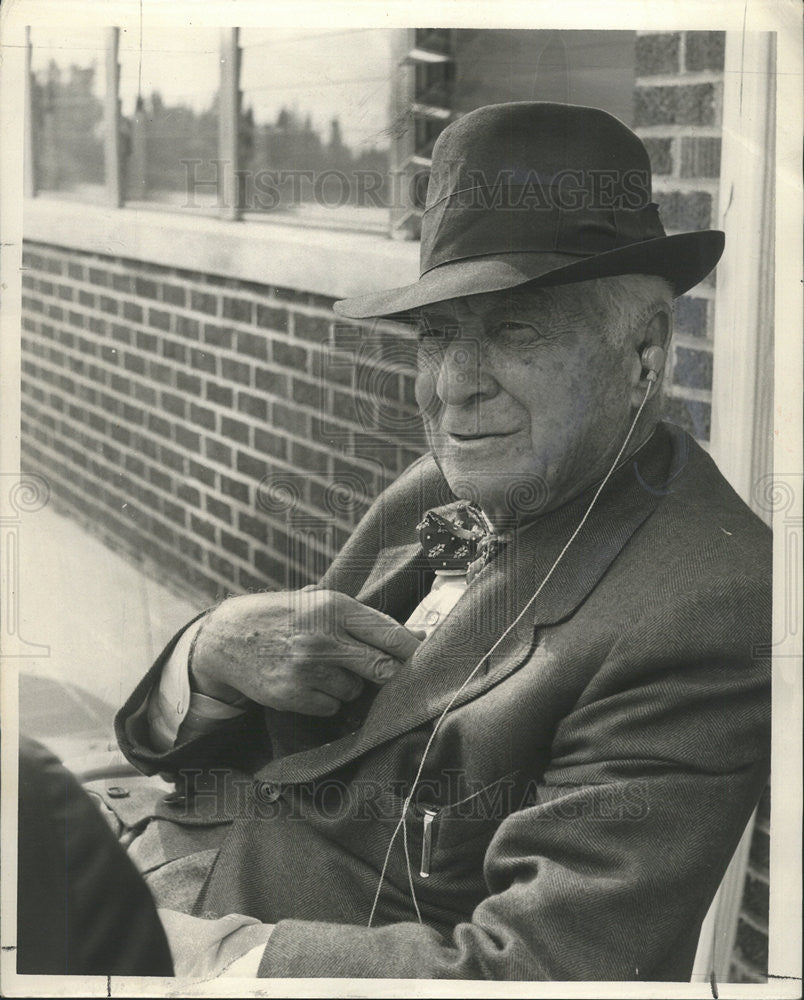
xmin=115 ymin=103 xmax=771 ymax=981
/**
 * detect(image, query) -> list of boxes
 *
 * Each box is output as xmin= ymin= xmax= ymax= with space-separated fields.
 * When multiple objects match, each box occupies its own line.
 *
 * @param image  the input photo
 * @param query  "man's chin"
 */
xmin=439 ymin=463 xmax=552 ymax=523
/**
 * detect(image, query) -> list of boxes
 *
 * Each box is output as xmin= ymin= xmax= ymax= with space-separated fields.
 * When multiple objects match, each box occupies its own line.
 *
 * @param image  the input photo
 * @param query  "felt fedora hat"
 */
xmin=333 ymin=102 xmax=724 ymax=319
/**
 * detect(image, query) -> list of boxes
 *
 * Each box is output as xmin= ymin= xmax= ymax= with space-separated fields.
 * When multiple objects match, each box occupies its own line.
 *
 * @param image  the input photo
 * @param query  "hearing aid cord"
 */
xmin=367 ymin=372 xmax=658 ymax=928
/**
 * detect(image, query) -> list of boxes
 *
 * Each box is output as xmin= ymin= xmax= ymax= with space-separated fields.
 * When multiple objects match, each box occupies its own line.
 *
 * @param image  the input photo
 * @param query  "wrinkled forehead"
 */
xmin=414 ymin=283 xmax=595 ymax=327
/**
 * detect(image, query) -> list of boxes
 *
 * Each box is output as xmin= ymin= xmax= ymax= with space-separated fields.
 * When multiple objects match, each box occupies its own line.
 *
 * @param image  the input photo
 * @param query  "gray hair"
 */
xmin=586 ymin=274 xmax=675 ymax=347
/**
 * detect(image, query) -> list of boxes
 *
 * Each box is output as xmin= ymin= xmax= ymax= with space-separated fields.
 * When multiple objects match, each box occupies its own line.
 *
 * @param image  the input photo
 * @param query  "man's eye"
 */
xmin=494 ymin=321 xmax=541 ymax=345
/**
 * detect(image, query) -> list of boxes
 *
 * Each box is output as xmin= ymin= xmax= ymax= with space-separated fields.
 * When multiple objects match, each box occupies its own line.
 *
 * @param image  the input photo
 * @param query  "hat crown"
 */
xmin=419 ymin=101 xmax=665 ymax=277
xmin=425 ymin=102 xmax=654 ymax=212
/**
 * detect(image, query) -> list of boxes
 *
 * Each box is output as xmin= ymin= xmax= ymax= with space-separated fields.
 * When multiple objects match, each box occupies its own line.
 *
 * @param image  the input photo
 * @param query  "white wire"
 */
xmin=368 ymin=379 xmax=656 ymax=927
xmin=402 ymin=803 xmax=423 ymax=923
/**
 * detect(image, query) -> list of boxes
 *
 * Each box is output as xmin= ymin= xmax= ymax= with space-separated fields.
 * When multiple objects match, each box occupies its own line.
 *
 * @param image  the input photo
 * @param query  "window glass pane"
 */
xmin=239 ymin=28 xmax=392 ymax=232
xmin=118 ymin=27 xmax=220 ymax=209
xmin=29 ymin=27 xmax=106 ymax=200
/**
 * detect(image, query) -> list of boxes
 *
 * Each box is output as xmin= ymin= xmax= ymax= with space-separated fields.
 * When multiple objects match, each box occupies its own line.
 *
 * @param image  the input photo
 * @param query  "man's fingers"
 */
xmin=296 ymin=690 xmax=341 ymax=717
xmin=340 ymin=600 xmax=423 ymax=661
xmin=303 ymin=662 xmax=365 ymax=702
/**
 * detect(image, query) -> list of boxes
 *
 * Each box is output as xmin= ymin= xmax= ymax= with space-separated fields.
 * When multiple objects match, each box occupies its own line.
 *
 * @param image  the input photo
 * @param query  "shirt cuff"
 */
xmin=147 ymin=618 xmax=204 ymax=750
xmin=220 ymin=939 xmax=272 ymax=977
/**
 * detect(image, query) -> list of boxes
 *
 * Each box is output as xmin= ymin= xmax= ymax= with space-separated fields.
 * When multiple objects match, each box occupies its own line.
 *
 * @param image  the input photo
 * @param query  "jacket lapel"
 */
xmin=256 ymin=426 xmax=675 ymax=785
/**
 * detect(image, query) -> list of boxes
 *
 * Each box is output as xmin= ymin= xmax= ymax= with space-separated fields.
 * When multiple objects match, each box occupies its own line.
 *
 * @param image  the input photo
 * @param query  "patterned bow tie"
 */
xmin=416 ymin=501 xmax=508 ymax=579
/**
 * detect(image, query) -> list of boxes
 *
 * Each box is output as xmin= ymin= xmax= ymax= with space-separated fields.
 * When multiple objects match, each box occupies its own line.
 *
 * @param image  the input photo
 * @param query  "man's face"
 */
xmin=414 ymin=283 xmax=640 ymax=523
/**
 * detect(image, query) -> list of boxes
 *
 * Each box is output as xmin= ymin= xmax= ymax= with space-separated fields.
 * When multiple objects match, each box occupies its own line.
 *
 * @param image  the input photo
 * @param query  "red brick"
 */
xmin=191 ymin=349 xmax=217 ymax=375
xmin=634 ymin=84 xmax=716 ymax=127
xmin=191 ymin=514 xmax=217 ymax=543
xmin=190 ymin=403 xmax=216 ymax=430
xmin=272 ymin=401 xmax=309 ymax=436
xmin=161 ymin=445 xmax=186 ymax=474
xmin=176 ymin=315 xmax=201 ymax=340
xmin=136 ymin=330 xmax=159 ymax=352
xmin=135 ymin=276 xmax=159 ymax=299
xmin=147 ymin=413 xmax=172 ymax=438
xmin=254 ymin=549 xmax=289 ymax=587
xmin=123 ymin=301 xmax=143 ymax=323
xmin=88 ymin=267 xmax=110 ymax=287
xmin=221 ymin=416 xmax=251 ymax=445
xmin=148 ymin=467 xmax=173 ymax=492
xmin=254 ymin=367 xmax=288 ymax=396
xmin=236 ymin=330 xmax=269 ymax=361
xmin=238 ymin=511 xmax=269 ymax=545
xmin=111 ymin=323 xmax=132 ymax=344
xmin=222 ymin=530 xmax=250 ymax=562
xmin=254 ymin=427 xmax=289 ymax=460
xmin=222 ymin=357 xmax=252 ymax=385
xmin=161 ymin=391 xmax=186 ymax=418
xmin=162 ymin=283 xmax=187 ymax=307
xmin=272 ymin=340 xmax=308 ymax=370
xmin=148 ymin=361 xmax=173 ymax=385
xmin=223 ymin=296 xmax=253 ymax=323
xmin=149 ymin=308 xmax=171 ymax=331
xmin=255 ymin=303 xmax=289 ymax=332
xmin=191 ymin=290 xmax=218 ymax=315
xmin=293 ymin=312 xmax=332 ymax=344
xmin=124 ymin=352 xmax=146 ymax=375
xmin=190 ymin=459 xmax=216 ymax=487
xmin=220 ymin=474 xmax=250 ymax=504
xmin=175 ymin=425 xmax=201 ymax=453
xmin=206 ymin=495 xmax=232 ymax=523
xmin=635 ymin=33 xmax=680 ymax=75
xmin=292 ymin=441 xmax=330 ymax=474
xmin=205 ymin=437 xmax=232 ymax=465
xmin=684 ymin=31 xmax=725 ymax=72
xmin=206 ymin=381 xmax=234 ymax=407
xmin=208 ymin=552 xmax=236 ymax=581
xmin=237 ymin=392 xmax=268 ymax=420
xmin=204 ymin=323 xmax=234 ymax=349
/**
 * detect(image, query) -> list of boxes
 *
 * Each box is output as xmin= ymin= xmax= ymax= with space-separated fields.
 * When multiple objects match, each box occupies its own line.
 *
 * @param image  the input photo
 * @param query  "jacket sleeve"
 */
xmin=114 ymin=456 xmax=435 ymax=778
xmin=257 ymin=575 xmax=771 ymax=980
xmin=114 ymin=611 xmax=270 ymax=778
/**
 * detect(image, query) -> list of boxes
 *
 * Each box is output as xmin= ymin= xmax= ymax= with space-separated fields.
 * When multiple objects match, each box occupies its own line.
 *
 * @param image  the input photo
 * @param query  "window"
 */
xmin=29 ymin=26 xmax=106 ymax=200
xmin=26 ymin=27 xmax=636 ymax=235
xmin=238 ymin=28 xmax=393 ymax=232
xmin=117 ymin=27 xmax=220 ymax=209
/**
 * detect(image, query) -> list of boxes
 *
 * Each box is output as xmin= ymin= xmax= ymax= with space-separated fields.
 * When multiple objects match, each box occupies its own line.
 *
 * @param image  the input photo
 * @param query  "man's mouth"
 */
xmin=446 ymin=431 xmax=518 ymax=441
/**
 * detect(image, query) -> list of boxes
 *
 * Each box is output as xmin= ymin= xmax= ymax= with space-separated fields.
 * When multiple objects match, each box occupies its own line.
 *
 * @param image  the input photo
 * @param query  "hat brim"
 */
xmin=333 ymin=231 xmax=724 ymax=320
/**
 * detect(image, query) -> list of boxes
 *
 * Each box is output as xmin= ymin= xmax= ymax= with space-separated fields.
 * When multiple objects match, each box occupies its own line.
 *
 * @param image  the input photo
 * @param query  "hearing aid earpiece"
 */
xmin=640 ymin=346 xmax=665 ymax=382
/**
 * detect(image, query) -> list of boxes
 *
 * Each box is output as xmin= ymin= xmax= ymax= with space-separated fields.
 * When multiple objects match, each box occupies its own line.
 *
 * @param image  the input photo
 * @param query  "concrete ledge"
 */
xmin=23 ymin=198 xmax=420 ymax=301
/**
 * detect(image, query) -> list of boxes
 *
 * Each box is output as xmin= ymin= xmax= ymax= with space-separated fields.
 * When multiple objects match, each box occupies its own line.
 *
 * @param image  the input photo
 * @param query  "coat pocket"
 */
xmin=418 ymin=769 xmax=522 ymax=876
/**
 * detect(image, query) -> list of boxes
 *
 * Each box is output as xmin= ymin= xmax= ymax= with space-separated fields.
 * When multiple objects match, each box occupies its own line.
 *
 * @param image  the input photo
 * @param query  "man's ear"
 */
xmin=642 ymin=305 xmax=672 ymax=351
xmin=631 ymin=304 xmax=672 ymax=405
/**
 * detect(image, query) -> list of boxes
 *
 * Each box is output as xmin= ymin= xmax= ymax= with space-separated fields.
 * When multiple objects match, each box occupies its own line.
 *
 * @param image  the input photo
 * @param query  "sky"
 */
xmin=28 ymin=25 xmax=393 ymax=151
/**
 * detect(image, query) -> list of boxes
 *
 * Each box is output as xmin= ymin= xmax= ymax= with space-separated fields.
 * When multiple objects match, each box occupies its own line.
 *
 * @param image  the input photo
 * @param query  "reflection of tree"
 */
xmin=31 ymin=68 xmax=390 ymax=207
xmin=241 ymin=105 xmax=389 ymax=208
xmin=31 ymin=60 xmax=105 ymax=191
xmin=135 ymin=91 xmax=218 ymax=194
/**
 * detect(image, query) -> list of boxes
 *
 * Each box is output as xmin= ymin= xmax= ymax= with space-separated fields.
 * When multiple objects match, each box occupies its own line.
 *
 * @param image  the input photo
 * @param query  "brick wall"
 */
xmin=20 ymin=243 xmax=427 ymax=604
xmin=634 ymin=30 xmax=724 ymax=444
xmin=634 ymin=32 xmax=770 ymax=984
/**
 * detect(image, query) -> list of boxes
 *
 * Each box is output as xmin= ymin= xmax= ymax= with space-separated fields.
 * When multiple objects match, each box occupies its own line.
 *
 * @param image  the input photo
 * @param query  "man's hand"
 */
xmin=190 ymin=590 xmax=424 ymax=716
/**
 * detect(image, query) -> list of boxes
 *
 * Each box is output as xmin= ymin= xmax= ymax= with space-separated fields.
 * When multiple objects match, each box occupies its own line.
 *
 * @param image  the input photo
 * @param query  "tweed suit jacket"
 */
xmin=116 ymin=421 xmax=772 ymax=981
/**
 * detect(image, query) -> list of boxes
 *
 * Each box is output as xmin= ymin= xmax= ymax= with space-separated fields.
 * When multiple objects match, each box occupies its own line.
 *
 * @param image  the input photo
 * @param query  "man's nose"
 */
xmin=434 ymin=336 xmax=496 ymax=405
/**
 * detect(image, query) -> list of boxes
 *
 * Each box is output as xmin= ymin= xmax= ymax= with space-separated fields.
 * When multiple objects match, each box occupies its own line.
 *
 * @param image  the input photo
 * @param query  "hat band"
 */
xmin=420 ymin=186 xmax=665 ymax=275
